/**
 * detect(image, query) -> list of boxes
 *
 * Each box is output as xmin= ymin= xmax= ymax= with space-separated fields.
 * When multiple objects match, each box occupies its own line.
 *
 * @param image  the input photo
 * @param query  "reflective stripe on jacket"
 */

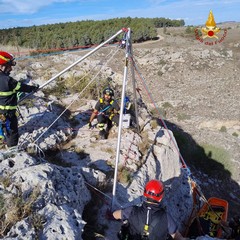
xmin=0 ymin=72 xmax=20 ymax=112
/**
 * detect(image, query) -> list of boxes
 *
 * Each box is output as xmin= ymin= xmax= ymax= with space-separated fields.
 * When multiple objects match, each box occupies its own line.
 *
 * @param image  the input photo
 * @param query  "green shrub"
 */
xmin=220 ymin=126 xmax=227 ymax=132
xmin=177 ymin=113 xmax=191 ymax=121
xmin=118 ymin=166 xmax=132 ymax=184
xmin=185 ymin=26 xmax=197 ymax=34
xmin=232 ymin=132 xmax=238 ymax=137
xmin=162 ymin=102 xmax=173 ymax=109
xmin=150 ymin=119 xmax=159 ymax=129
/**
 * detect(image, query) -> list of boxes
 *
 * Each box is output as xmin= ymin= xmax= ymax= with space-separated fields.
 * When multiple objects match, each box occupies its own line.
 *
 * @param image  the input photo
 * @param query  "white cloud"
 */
xmin=0 ymin=0 xmax=81 ymax=14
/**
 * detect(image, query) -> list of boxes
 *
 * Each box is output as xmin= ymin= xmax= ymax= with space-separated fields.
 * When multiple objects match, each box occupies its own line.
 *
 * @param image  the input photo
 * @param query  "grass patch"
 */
xmin=42 ymin=78 xmax=67 ymax=98
xmin=150 ymin=107 xmax=166 ymax=119
xmin=0 ymin=175 xmax=12 ymax=189
xmin=172 ymin=128 xmax=232 ymax=179
xmin=101 ymin=147 xmax=115 ymax=155
xmin=158 ymin=59 xmax=167 ymax=65
xmin=162 ymin=102 xmax=173 ymax=109
xmin=200 ymin=143 xmax=232 ymax=173
xmin=138 ymin=131 xmax=150 ymax=156
xmin=118 ymin=166 xmax=132 ymax=184
xmin=19 ymin=98 xmax=35 ymax=108
xmin=0 ymin=187 xmax=40 ymax=237
xmin=150 ymin=119 xmax=159 ymax=129
xmin=177 ymin=113 xmax=191 ymax=121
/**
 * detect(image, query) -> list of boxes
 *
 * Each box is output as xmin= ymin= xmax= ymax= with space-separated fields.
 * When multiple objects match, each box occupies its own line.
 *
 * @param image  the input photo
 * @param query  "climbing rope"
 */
xmin=26 ymin=46 xmax=121 ymax=152
xmin=85 ymin=181 xmax=112 ymax=205
xmin=129 ymin=56 xmax=229 ymax=237
xmin=131 ymin=56 xmax=188 ymax=169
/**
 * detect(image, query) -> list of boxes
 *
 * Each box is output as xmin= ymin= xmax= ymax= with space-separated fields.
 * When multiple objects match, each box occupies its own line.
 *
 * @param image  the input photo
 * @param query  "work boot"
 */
xmin=99 ymin=129 xmax=107 ymax=139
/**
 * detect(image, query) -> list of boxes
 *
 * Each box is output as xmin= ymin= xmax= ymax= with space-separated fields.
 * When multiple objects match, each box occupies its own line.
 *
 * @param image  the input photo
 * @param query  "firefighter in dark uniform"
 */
xmin=113 ymin=180 xmax=189 ymax=240
xmin=88 ymin=87 xmax=120 ymax=139
xmin=0 ymin=51 xmax=39 ymax=149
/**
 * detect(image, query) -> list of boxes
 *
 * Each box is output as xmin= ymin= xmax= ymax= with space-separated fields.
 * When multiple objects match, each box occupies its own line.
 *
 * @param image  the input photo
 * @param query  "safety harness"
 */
xmin=98 ymin=98 xmax=116 ymax=120
xmin=99 ymin=98 xmax=114 ymax=113
xmin=118 ymin=205 xmax=167 ymax=240
xmin=142 ymin=206 xmax=160 ymax=239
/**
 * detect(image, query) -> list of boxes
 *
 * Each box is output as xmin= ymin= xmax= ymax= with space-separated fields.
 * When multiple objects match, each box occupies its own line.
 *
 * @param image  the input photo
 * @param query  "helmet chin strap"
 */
xmin=2 ymin=65 xmax=11 ymax=75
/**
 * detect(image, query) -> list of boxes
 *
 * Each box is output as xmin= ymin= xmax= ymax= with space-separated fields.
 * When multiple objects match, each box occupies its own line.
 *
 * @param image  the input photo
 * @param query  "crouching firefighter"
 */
xmin=113 ymin=180 xmax=189 ymax=240
xmin=0 ymin=51 xmax=39 ymax=149
xmin=88 ymin=87 xmax=120 ymax=139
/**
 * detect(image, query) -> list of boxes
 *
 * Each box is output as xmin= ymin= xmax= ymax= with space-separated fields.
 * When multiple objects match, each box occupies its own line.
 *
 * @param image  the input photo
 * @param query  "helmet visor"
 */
xmin=144 ymin=189 xmax=164 ymax=199
xmin=8 ymin=59 xmax=16 ymax=66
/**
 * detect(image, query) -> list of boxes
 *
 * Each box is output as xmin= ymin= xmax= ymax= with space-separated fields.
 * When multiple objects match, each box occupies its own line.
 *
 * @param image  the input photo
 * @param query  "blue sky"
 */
xmin=1 ymin=0 xmax=240 ymax=29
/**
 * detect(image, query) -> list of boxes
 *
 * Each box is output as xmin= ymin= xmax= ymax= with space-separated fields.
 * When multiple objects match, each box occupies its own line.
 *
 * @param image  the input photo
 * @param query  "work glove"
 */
xmin=88 ymin=122 xmax=93 ymax=129
xmin=32 ymin=84 xmax=39 ymax=92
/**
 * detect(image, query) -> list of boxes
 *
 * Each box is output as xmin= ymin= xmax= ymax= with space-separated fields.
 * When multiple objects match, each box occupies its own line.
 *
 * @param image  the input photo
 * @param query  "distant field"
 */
xmin=0 ymin=45 xmax=31 ymax=56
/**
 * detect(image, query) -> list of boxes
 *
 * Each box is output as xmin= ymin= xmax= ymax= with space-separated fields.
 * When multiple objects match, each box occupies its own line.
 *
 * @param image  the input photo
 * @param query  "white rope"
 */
xmin=71 ymin=48 xmax=117 ymax=89
xmin=33 ymin=46 xmax=121 ymax=144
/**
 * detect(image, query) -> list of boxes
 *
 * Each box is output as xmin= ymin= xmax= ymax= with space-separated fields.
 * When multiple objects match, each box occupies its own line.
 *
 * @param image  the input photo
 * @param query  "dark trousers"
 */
xmin=3 ymin=113 xmax=19 ymax=147
xmin=97 ymin=114 xmax=119 ymax=128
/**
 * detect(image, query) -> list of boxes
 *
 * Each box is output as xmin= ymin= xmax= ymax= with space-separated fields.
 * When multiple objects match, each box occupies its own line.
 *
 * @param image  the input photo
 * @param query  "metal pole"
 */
xmin=18 ymin=28 xmax=125 ymax=103
xmin=112 ymin=28 xmax=131 ymax=210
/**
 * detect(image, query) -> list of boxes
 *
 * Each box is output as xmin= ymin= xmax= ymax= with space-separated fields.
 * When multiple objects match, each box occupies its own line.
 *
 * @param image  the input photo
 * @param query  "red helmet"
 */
xmin=0 ymin=51 xmax=16 ymax=66
xmin=143 ymin=180 xmax=164 ymax=202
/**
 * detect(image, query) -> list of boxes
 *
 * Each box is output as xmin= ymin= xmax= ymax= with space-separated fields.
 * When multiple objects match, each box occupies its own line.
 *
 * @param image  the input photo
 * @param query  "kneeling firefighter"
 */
xmin=88 ymin=87 xmax=120 ymax=139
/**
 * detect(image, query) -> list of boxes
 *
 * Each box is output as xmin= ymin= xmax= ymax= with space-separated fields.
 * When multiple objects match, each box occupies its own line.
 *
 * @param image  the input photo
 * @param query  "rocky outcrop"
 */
xmin=0 ymin=88 xmax=194 ymax=239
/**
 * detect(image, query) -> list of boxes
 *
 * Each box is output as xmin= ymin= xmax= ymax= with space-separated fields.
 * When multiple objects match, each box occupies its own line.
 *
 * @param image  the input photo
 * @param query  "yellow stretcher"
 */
xmin=186 ymin=197 xmax=228 ymax=238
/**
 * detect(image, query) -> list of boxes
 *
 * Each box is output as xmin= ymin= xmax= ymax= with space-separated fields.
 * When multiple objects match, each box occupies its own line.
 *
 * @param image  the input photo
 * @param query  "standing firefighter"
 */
xmin=88 ymin=87 xmax=120 ymax=139
xmin=113 ymin=180 xmax=189 ymax=240
xmin=0 ymin=51 xmax=39 ymax=150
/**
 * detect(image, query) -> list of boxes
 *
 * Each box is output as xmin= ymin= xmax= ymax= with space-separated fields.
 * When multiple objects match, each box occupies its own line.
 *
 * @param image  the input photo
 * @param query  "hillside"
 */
xmin=10 ymin=24 xmax=240 ymax=215
xmin=136 ymin=25 xmax=240 ymax=217
xmin=0 ymin=24 xmax=239 ymax=238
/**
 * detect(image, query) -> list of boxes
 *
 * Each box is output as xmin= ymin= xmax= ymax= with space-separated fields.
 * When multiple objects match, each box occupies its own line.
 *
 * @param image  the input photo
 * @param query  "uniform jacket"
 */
xmin=95 ymin=97 xmax=120 ymax=116
xmin=0 ymin=72 xmax=35 ymax=114
xmin=121 ymin=202 xmax=178 ymax=240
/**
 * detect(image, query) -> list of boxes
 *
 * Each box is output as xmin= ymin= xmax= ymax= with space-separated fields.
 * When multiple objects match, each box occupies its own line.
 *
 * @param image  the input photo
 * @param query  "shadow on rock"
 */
xmin=162 ymin=119 xmax=240 ymax=219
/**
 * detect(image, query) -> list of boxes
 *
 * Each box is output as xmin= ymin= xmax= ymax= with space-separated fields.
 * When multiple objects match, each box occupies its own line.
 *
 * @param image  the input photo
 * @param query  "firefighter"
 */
xmin=88 ymin=87 xmax=120 ymax=139
xmin=113 ymin=179 xmax=189 ymax=240
xmin=0 ymin=51 xmax=39 ymax=149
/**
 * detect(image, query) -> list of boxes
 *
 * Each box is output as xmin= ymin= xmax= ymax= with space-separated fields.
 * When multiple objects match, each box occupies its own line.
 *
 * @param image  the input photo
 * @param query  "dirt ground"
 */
xmin=92 ymin=24 xmax=240 ymax=218
xmin=131 ymin=25 xmax=240 ymax=218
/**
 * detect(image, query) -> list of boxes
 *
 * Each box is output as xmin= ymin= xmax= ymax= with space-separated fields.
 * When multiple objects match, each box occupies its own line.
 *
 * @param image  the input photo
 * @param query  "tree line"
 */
xmin=0 ymin=17 xmax=185 ymax=52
